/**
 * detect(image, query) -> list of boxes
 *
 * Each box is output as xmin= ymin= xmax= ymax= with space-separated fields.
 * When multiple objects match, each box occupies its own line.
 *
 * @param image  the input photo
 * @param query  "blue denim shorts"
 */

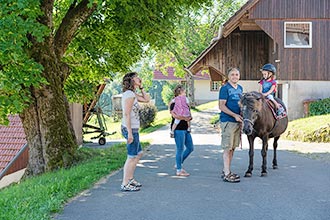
xmin=121 ymin=126 xmax=142 ymax=158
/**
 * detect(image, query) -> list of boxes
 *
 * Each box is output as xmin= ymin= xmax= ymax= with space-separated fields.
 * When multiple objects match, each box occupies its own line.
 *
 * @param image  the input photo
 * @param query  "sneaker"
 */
xmin=121 ymin=183 xmax=140 ymax=192
xmin=276 ymin=109 xmax=282 ymax=116
xmin=128 ymin=178 xmax=142 ymax=187
xmin=277 ymin=106 xmax=285 ymax=116
xmin=170 ymin=131 xmax=174 ymax=138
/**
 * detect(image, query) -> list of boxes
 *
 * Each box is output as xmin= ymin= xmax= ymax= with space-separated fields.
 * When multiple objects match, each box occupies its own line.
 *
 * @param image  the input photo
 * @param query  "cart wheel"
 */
xmin=98 ymin=137 xmax=106 ymax=145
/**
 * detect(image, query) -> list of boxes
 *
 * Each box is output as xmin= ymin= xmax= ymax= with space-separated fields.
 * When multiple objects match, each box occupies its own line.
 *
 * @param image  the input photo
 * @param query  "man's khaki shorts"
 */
xmin=220 ymin=122 xmax=241 ymax=150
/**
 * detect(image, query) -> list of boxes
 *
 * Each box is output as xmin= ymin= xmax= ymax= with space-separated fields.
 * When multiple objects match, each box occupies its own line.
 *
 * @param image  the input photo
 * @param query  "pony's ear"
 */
xmin=252 ymin=91 xmax=263 ymax=100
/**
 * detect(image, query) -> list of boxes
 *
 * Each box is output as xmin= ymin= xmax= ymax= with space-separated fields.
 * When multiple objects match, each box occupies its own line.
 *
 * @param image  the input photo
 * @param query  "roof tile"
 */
xmin=153 ymin=67 xmax=210 ymax=80
xmin=0 ymin=115 xmax=27 ymax=175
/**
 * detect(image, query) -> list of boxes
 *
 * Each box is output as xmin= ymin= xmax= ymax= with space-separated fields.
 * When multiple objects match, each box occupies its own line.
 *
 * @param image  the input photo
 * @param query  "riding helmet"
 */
xmin=261 ymin=63 xmax=276 ymax=74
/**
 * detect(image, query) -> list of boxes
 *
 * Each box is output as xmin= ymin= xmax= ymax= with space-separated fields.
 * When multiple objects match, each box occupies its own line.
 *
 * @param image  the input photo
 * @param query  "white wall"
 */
xmin=0 ymin=168 xmax=26 ymax=189
xmin=194 ymin=80 xmax=329 ymax=120
xmin=241 ymin=80 xmax=330 ymax=120
xmin=194 ymin=80 xmax=219 ymax=104
xmin=194 ymin=80 xmax=260 ymax=104
xmin=280 ymin=81 xmax=330 ymax=120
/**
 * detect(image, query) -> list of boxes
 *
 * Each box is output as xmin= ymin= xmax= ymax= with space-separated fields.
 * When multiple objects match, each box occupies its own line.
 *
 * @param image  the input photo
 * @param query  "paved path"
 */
xmin=55 ymin=108 xmax=330 ymax=220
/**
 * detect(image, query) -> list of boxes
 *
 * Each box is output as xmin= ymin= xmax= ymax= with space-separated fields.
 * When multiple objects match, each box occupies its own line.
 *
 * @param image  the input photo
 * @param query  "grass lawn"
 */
xmin=283 ymin=114 xmax=330 ymax=142
xmin=0 ymin=142 xmax=148 ymax=220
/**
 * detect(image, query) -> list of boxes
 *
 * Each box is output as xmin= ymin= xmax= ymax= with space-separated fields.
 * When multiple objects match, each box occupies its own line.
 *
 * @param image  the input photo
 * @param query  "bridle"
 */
xmin=242 ymin=107 xmax=259 ymax=126
xmin=243 ymin=118 xmax=254 ymax=126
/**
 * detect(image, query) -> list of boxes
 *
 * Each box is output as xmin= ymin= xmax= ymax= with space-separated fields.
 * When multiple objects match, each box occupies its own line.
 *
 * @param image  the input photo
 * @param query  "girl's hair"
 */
xmin=174 ymin=84 xmax=184 ymax=97
xmin=265 ymin=71 xmax=275 ymax=80
xmin=122 ymin=72 xmax=137 ymax=92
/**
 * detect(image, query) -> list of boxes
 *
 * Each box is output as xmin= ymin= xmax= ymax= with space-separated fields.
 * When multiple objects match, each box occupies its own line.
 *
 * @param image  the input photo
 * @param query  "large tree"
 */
xmin=0 ymin=0 xmax=213 ymax=175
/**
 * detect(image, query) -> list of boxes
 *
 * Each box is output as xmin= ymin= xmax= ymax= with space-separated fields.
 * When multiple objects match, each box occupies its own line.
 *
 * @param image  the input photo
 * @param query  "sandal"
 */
xmin=221 ymin=171 xmax=240 ymax=179
xmin=176 ymin=170 xmax=190 ymax=176
xmin=121 ymin=183 xmax=140 ymax=192
xmin=128 ymin=178 xmax=142 ymax=187
xmin=223 ymin=173 xmax=240 ymax=183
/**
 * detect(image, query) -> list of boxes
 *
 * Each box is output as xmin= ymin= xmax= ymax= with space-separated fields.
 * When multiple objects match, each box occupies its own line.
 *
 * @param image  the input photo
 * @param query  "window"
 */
xmin=284 ymin=22 xmax=312 ymax=48
xmin=210 ymin=81 xmax=220 ymax=91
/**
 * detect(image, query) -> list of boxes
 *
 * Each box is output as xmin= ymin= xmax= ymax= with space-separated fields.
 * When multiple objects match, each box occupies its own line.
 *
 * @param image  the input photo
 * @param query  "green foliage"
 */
xmin=63 ymin=0 xmax=215 ymax=103
xmin=283 ymin=114 xmax=330 ymax=143
xmin=0 ymin=0 xmax=48 ymax=124
xmin=0 ymin=0 xmax=214 ymax=122
xmin=161 ymin=82 xmax=178 ymax=106
xmin=154 ymin=0 xmax=245 ymax=78
xmin=139 ymin=103 xmax=157 ymax=129
xmin=309 ymin=98 xmax=330 ymax=116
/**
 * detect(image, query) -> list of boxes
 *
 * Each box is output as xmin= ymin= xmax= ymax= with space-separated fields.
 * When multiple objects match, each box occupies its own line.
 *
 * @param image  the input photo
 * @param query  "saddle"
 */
xmin=265 ymin=100 xmax=287 ymax=120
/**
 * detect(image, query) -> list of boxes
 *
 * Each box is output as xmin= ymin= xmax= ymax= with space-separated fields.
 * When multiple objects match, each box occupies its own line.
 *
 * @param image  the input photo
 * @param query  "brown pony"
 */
xmin=239 ymin=91 xmax=288 ymax=177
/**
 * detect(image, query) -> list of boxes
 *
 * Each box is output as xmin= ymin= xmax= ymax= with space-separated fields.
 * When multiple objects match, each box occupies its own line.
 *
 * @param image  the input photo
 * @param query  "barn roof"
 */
xmin=187 ymin=0 xmax=260 ymax=73
xmin=153 ymin=67 xmax=210 ymax=81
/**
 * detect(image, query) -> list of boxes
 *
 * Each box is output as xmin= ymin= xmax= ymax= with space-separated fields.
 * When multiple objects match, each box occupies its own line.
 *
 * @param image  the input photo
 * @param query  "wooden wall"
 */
xmin=255 ymin=20 xmax=330 ymax=81
xmin=194 ymin=30 xmax=269 ymax=81
xmin=251 ymin=0 xmax=330 ymax=19
xmin=191 ymin=0 xmax=330 ymax=81
xmin=251 ymin=0 xmax=330 ymax=81
xmin=4 ymin=147 xmax=28 ymax=176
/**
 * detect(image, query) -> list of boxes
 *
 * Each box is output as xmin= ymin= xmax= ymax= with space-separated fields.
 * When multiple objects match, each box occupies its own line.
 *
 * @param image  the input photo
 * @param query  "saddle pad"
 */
xmin=266 ymin=100 xmax=287 ymax=120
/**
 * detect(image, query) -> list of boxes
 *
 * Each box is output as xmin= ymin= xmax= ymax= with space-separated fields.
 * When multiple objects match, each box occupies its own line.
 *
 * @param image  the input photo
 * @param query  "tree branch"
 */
xmin=40 ymin=0 xmax=55 ymax=28
xmin=54 ymin=0 xmax=97 ymax=58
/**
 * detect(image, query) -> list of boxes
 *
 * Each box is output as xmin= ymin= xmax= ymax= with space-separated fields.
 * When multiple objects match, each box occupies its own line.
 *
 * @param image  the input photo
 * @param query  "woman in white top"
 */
xmin=120 ymin=72 xmax=150 ymax=192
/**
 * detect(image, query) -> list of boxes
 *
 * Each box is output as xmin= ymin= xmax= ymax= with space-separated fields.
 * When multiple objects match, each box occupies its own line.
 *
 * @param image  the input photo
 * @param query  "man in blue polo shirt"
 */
xmin=218 ymin=67 xmax=243 ymax=183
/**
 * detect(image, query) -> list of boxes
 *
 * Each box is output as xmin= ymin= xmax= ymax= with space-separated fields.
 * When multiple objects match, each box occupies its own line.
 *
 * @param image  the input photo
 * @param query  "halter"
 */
xmin=243 ymin=118 xmax=254 ymax=126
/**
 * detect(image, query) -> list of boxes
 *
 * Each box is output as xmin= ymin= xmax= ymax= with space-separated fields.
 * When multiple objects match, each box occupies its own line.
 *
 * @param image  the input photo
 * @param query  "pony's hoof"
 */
xmin=273 ymin=165 xmax=278 ymax=169
xmin=244 ymin=172 xmax=252 ymax=177
xmin=261 ymin=172 xmax=267 ymax=177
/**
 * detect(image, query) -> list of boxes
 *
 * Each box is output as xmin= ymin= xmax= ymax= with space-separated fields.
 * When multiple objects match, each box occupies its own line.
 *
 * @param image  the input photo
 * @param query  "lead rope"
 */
xmin=239 ymin=122 xmax=243 ymax=149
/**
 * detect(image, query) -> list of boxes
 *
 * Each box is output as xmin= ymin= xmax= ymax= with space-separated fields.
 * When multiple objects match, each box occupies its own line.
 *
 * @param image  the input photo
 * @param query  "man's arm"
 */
xmin=219 ymin=99 xmax=243 ymax=123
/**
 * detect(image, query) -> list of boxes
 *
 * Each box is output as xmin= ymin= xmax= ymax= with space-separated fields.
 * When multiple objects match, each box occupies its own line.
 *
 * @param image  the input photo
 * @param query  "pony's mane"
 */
xmin=240 ymin=91 xmax=264 ymax=109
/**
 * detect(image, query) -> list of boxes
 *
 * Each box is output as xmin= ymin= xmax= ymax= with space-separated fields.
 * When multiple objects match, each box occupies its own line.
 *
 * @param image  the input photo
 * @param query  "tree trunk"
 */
xmin=186 ymin=72 xmax=196 ymax=107
xmin=20 ymin=47 xmax=77 ymax=175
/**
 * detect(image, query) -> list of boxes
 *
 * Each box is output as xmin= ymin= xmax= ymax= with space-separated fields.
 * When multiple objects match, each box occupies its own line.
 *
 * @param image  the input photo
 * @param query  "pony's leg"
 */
xmin=245 ymin=135 xmax=255 ymax=177
xmin=261 ymin=136 xmax=269 ymax=176
xmin=272 ymin=136 xmax=280 ymax=169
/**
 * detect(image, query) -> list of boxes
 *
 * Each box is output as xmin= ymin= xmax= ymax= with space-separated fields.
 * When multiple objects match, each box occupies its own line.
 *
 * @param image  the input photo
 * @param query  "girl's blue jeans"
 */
xmin=174 ymin=130 xmax=194 ymax=171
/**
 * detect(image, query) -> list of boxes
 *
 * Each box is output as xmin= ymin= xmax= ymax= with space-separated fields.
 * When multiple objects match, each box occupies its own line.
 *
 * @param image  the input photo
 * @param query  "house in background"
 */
xmin=152 ymin=67 xmax=220 ymax=109
xmin=0 ymin=115 xmax=28 ymax=188
xmin=0 ymin=104 xmax=82 ymax=188
xmin=188 ymin=0 xmax=330 ymax=120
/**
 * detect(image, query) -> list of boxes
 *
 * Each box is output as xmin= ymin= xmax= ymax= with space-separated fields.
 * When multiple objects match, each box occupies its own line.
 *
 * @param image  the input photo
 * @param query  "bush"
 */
xmin=161 ymin=82 xmax=177 ymax=106
xmin=139 ymin=103 xmax=157 ymax=129
xmin=309 ymin=98 xmax=330 ymax=116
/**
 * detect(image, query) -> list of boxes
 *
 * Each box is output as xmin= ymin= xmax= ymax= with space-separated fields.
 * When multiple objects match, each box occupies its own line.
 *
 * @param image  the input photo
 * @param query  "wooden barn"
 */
xmin=188 ymin=0 xmax=330 ymax=120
